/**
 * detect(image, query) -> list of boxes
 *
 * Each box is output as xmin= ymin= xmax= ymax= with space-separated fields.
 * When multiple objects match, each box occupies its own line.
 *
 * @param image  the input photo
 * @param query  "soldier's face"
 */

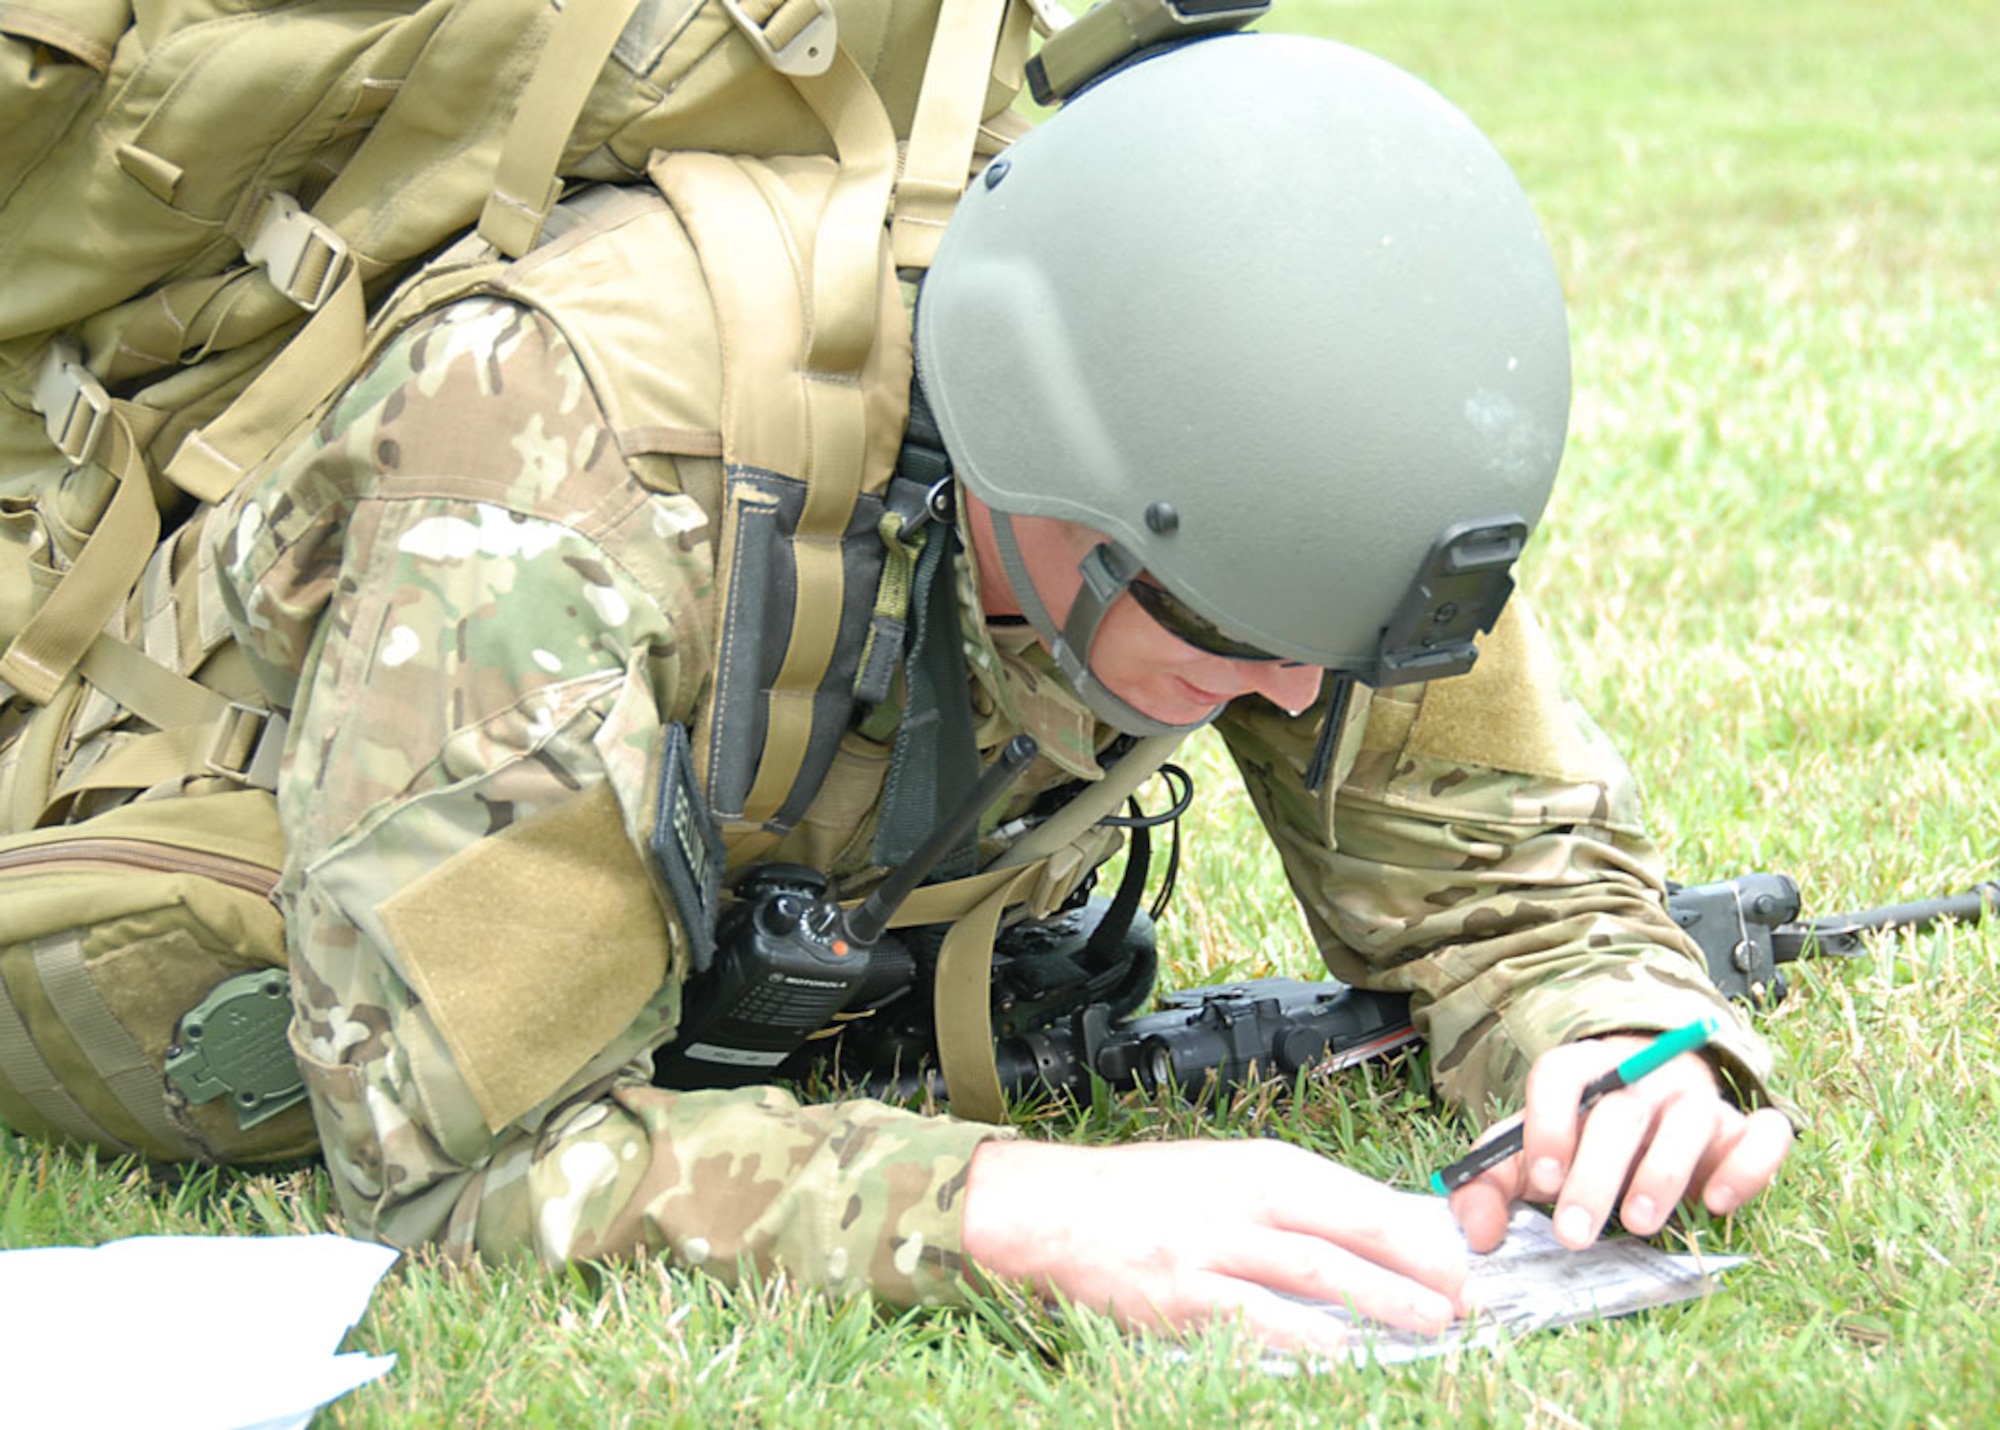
xmin=979 ymin=505 xmax=1323 ymax=724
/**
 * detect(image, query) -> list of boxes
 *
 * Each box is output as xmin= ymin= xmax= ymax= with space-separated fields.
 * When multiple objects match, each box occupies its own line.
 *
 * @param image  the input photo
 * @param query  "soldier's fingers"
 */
xmin=1695 ymin=1106 xmax=1795 ymax=1216
xmin=1448 ymin=1168 xmax=1521 ymax=1254
xmin=1162 ymin=1276 xmax=1355 ymax=1360
xmin=1615 ymin=1090 xmax=1723 ymax=1236
xmin=1552 ymin=1087 xmax=1657 ymax=1248
xmin=1441 ymin=1115 xmax=1528 ymax=1251
xmin=1214 ymin=1226 xmax=1460 ymax=1336
xmin=1265 ymin=1176 xmax=1472 ymax=1303
xmin=1519 ymin=1038 xmax=1642 ymax=1199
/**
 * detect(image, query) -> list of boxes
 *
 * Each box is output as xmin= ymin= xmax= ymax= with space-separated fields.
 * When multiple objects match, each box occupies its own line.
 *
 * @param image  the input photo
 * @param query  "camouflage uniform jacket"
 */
xmin=207 ymin=220 xmax=1783 ymax=1309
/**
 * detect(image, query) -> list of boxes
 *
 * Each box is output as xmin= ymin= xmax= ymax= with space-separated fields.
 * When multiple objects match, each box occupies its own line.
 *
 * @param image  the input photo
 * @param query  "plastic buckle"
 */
xmin=164 ymin=970 xmax=306 ymax=1130
xmin=32 ymin=339 xmax=111 ymax=468
xmin=204 ymin=703 xmax=288 ymax=791
xmin=721 ymin=0 xmax=837 ymax=76
xmin=244 ymin=192 xmax=351 ymax=312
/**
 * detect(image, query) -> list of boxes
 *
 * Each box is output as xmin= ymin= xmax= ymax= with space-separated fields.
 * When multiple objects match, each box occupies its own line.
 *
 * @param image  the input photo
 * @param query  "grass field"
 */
xmin=5 ymin=0 xmax=1998 ymax=1424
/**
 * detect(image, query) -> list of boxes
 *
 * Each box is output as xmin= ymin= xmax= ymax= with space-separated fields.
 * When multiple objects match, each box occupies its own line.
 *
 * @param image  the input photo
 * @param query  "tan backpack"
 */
xmin=0 ymin=0 xmax=1050 ymax=1163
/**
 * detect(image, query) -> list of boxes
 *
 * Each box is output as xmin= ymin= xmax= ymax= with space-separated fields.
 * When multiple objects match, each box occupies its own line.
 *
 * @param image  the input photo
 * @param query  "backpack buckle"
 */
xmin=32 ymin=339 xmax=111 ymax=468
xmin=244 ymin=192 xmax=351 ymax=312
xmin=204 ymin=703 xmax=288 ymax=791
xmin=722 ymin=0 xmax=837 ymax=76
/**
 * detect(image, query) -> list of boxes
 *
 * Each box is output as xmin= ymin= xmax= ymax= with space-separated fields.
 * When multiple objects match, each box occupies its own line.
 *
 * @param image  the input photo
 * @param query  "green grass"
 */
xmin=7 ymin=0 xmax=2000 ymax=1423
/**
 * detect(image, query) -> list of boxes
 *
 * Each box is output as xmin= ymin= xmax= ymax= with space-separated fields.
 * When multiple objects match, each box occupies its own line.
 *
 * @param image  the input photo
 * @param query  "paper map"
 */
xmin=1302 ymin=1205 xmax=1744 ymax=1366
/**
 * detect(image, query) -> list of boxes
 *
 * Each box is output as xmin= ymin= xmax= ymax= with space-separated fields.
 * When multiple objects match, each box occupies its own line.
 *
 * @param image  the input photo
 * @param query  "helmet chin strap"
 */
xmin=988 ymin=511 xmax=1218 ymax=738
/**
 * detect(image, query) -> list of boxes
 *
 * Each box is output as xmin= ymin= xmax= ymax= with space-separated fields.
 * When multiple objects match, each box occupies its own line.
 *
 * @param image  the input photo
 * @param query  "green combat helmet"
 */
xmin=915 ymin=33 xmax=1572 ymax=752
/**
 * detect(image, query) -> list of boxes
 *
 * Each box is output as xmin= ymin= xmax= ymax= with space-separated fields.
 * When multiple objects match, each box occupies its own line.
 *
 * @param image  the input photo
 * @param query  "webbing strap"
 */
xmin=1 ymin=370 xmax=159 ymax=706
xmin=77 ymin=633 xmax=231 ymax=734
xmin=729 ymin=46 xmax=901 ymax=824
xmin=0 ymin=956 xmax=134 ymax=1154
xmin=163 ymin=262 xmax=368 ymax=505
xmin=36 ymin=932 xmax=187 ymax=1154
xmin=889 ymin=0 xmax=1011 ymax=270
xmin=930 ymin=864 xmax=1039 ymax=1121
xmin=479 ymin=0 xmax=647 ymax=257
xmin=170 ymin=0 xmax=637 ymax=498
xmin=994 ymin=733 xmax=1184 ymax=869
xmin=863 ymin=734 xmax=1184 ymax=1121
xmin=34 ymin=707 xmax=283 ymax=827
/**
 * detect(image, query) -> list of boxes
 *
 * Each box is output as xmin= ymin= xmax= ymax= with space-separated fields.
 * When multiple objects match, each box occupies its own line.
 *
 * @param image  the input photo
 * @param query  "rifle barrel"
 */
xmin=1807 ymin=882 xmax=1999 ymax=934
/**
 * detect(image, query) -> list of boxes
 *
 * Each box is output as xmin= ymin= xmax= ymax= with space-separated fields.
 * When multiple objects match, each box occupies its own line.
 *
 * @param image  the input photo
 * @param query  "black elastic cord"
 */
xmin=1098 ymin=762 xmax=1193 ymax=828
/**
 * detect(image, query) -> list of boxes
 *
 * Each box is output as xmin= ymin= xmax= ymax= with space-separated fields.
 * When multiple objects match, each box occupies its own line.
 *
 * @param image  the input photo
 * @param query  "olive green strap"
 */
xmin=76 ymin=633 xmax=232 ymax=733
xmin=993 ymin=733 xmax=1185 ymax=870
xmin=871 ymin=734 xmax=1186 ymax=1122
xmin=163 ymin=256 xmax=367 ymax=504
xmin=930 ymin=865 xmax=1040 ymax=1122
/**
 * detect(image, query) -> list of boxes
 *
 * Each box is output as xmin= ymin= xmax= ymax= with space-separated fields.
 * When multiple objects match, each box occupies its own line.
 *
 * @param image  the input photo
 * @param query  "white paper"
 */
xmin=1305 ymin=1205 xmax=1745 ymax=1366
xmin=0 ymin=1233 xmax=399 ymax=1430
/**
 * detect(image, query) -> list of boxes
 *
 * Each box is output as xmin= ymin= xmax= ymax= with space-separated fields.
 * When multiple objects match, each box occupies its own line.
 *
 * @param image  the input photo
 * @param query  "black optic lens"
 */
xmin=1126 ymin=578 xmax=1286 ymax=663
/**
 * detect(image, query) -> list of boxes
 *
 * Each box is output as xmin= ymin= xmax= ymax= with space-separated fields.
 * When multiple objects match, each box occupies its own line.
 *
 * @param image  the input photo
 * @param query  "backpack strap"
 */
xmin=881 ymin=732 xmax=1184 ymax=1121
xmin=2 ymin=345 xmax=159 ymax=707
xmin=655 ymin=44 xmax=903 ymax=855
xmin=169 ymin=0 xmax=659 ymax=502
xmin=889 ymin=0 xmax=1013 ymax=270
xmin=478 ymin=0 xmax=650 ymax=257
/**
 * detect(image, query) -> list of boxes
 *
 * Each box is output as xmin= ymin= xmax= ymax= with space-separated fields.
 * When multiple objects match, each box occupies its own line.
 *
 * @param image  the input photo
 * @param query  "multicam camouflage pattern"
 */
xmin=1216 ymin=619 xmax=1785 ymax=1122
xmin=207 ymin=212 xmax=1782 ymax=1309
xmin=212 ymin=292 xmax=1003 ymax=1307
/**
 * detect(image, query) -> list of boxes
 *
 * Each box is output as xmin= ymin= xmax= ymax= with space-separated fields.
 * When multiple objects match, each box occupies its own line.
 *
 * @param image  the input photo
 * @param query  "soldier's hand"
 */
xmin=960 ymin=1137 xmax=1468 ymax=1354
xmin=1445 ymin=1035 xmax=1795 ymax=1254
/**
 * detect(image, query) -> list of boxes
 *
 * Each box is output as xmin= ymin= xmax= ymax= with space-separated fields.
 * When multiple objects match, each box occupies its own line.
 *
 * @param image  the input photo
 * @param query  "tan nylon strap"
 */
xmin=77 ymin=633 xmax=232 ymax=734
xmin=877 ymin=860 xmax=1025 ymax=928
xmin=889 ymin=0 xmax=1011 ymax=270
xmin=2 ymin=678 xmax=77 ymax=835
xmin=931 ymin=864 xmax=1039 ymax=1122
xmin=0 ymin=2 xmax=119 ymax=70
xmin=0 ymin=417 xmax=159 ymax=706
xmin=478 ymin=0 xmax=647 ymax=257
xmin=789 ymin=50 xmax=899 ymax=382
xmin=0 ymin=974 xmax=133 ymax=1153
xmin=731 ymin=48 xmax=901 ymax=823
xmin=36 ymin=931 xmax=188 ymax=1154
xmin=857 ymin=735 xmax=1184 ymax=1121
xmin=164 ymin=263 xmax=367 ymax=505
xmin=994 ymin=733 xmax=1185 ymax=869
xmin=36 ymin=725 xmax=211 ymax=826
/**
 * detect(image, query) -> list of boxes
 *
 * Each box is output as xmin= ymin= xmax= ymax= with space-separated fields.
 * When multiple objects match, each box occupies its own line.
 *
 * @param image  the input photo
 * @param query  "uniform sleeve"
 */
xmin=211 ymin=298 xmax=1005 ymax=1304
xmin=1217 ymin=600 xmax=1791 ymax=1122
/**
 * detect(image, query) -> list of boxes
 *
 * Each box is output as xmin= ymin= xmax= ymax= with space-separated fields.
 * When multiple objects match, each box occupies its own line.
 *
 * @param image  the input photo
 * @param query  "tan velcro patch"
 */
xmin=1403 ymin=599 xmax=1601 ymax=785
xmin=380 ymin=781 xmax=671 ymax=1133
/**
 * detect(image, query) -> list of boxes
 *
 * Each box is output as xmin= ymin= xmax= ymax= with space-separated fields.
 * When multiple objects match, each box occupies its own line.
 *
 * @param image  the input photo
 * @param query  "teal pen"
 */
xmin=1429 ymin=1017 xmax=1721 ymax=1195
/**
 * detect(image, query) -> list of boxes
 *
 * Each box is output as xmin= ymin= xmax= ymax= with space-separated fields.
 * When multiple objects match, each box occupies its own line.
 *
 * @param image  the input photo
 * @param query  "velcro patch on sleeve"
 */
xmin=1402 ymin=599 xmax=1603 ymax=786
xmin=380 ymin=780 xmax=672 ymax=1133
